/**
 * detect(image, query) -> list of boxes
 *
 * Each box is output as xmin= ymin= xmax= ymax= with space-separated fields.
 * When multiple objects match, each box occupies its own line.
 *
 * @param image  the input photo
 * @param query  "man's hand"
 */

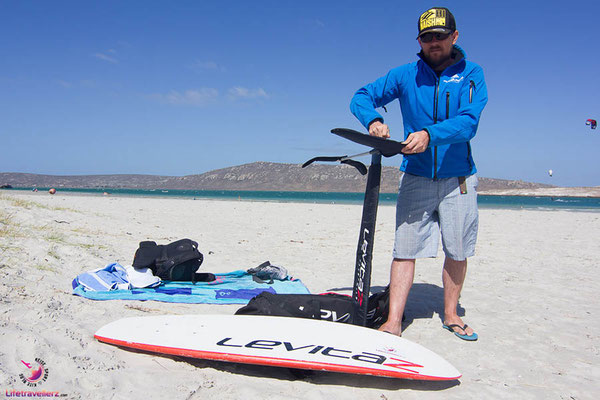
xmin=368 ymin=120 xmax=390 ymax=138
xmin=401 ymin=130 xmax=430 ymax=154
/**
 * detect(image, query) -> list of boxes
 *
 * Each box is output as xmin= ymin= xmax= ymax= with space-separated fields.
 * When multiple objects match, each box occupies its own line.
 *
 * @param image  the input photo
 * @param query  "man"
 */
xmin=350 ymin=7 xmax=487 ymax=340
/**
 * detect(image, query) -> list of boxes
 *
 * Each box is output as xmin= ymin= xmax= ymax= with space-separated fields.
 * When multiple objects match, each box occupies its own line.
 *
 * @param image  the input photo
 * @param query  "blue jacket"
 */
xmin=350 ymin=45 xmax=488 ymax=179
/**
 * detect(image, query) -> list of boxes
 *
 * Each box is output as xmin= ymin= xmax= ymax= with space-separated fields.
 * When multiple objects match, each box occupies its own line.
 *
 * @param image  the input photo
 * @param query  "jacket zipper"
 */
xmin=434 ymin=83 xmax=473 ymax=178
xmin=469 ymin=80 xmax=475 ymax=103
xmin=467 ymin=81 xmax=475 ymax=168
xmin=433 ymin=79 xmax=439 ymax=180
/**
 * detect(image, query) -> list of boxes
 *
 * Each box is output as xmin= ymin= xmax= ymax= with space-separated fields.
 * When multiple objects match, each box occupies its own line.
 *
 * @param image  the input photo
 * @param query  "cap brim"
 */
xmin=417 ymin=27 xmax=453 ymax=39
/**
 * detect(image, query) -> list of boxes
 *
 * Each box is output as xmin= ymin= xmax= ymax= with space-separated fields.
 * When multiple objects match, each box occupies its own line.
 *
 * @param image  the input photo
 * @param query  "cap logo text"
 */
xmin=419 ymin=9 xmax=447 ymax=30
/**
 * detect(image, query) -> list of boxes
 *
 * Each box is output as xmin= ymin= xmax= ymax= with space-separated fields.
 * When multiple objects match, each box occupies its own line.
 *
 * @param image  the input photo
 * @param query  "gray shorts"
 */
xmin=393 ymin=173 xmax=478 ymax=261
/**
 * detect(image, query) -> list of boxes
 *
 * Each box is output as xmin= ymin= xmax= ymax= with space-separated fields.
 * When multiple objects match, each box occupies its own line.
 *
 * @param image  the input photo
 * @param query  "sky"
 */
xmin=1 ymin=0 xmax=599 ymax=187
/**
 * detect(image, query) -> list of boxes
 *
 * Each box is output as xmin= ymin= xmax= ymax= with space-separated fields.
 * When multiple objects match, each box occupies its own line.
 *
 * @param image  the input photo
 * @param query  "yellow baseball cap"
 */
xmin=418 ymin=7 xmax=456 ymax=38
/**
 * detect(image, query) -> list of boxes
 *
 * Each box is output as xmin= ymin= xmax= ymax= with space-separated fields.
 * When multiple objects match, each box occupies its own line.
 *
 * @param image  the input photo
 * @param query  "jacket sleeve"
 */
xmin=350 ymin=67 xmax=404 ymax=129
xmin=425 ymin=65 xmax=488 ymax=146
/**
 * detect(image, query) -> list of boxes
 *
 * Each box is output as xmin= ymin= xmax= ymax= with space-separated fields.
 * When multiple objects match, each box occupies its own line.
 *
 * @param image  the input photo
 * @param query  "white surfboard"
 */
xmin=95 ymin=314 xmax=460 ymax=381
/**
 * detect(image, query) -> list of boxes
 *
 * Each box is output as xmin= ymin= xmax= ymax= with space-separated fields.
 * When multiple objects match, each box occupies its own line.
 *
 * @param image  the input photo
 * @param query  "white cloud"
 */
xmin=149 ymin=86 xmax=269 ymax=106
xmin=228 ymin=87 xmax=269 ymax=100
xmin=151 ymin=88 xmax=220 ymax=106
xmin=93 ymin=52 xmax=118 ymax=64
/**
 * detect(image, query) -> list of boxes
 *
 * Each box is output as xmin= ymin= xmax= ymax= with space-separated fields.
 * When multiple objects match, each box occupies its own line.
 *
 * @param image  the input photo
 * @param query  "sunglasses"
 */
xmin=419 ymin=32 xmax=451 ymax=43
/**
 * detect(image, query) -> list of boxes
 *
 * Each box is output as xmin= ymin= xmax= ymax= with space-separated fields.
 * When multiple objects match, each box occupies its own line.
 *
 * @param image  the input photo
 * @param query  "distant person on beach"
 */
xmin=350 ymin=7 xmax=488 ymax=340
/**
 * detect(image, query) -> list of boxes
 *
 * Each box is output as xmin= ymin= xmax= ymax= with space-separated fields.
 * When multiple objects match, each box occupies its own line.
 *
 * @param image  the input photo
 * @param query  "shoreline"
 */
xmin=3 ymin=186 xmax=600 ymax=199
xmin=2 ymin=188 xmax=600 ymax=214
xmin=478 ymin=187 xmax=600 ymax=198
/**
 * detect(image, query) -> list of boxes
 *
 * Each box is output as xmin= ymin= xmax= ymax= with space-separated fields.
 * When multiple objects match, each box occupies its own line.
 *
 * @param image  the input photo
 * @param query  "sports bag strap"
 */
xmin=193 ymin=272 xmax=216 ymax=282
xmin=154 ymin=245 xmax=170 ymax=277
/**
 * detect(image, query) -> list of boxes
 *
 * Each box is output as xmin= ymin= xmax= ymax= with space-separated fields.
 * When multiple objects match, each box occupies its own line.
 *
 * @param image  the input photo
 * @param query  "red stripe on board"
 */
xmin=94 ymin=335 xmax=461 ymax=381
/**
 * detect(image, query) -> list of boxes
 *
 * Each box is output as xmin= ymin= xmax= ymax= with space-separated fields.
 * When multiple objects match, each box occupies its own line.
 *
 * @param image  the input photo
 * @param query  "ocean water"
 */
xmin=4 ymin=187 xmax=600 ymax=211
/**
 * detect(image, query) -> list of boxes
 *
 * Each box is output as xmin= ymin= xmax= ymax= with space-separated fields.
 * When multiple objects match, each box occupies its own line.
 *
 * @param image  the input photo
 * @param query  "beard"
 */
xmin=422 ymin=46 xmax=453 ymax=69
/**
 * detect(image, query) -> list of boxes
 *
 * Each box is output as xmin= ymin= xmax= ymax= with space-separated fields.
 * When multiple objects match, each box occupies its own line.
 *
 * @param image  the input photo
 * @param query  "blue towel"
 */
xmin=72 ymin=270 xmax=310 ymax=304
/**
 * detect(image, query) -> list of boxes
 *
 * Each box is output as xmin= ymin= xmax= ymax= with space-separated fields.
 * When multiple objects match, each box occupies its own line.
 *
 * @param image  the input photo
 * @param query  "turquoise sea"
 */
xmin=4 ymin=187 xmax=600 ymax=211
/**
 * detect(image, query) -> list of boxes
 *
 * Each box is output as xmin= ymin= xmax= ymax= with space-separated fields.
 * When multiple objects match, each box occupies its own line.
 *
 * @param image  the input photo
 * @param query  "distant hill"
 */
xmin=1 ymin=162 xmax=599 ymax=197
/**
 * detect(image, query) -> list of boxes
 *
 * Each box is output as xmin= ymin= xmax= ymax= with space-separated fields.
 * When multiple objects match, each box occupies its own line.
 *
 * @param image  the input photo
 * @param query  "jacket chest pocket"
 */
xmin=445 ymin=80 xmax=475 ymax=119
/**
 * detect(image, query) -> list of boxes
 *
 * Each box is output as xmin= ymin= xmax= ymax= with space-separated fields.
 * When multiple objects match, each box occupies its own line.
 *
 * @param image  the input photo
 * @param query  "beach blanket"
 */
xmin=72 ymin=269 xmax=310 ymax=304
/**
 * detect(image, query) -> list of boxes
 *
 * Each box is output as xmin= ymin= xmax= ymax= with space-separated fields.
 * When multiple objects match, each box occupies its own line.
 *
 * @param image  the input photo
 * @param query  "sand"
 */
xmin=0 ymin=191 xmax=598 ymax=399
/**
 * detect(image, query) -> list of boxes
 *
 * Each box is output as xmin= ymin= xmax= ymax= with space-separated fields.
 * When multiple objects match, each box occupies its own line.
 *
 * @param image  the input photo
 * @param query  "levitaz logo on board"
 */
xmin=216 ymin=337 xmax=424 ymax=374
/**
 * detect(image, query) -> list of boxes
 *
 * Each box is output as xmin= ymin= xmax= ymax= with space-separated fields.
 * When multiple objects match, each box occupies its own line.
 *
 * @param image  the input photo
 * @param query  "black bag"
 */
xmin=132 ymin=239 xmax=211 ymax=282
xmin=236 ymin=292 xmax=354 ymax=323
xmin=235 ymin=289 xmax=390 ymax=327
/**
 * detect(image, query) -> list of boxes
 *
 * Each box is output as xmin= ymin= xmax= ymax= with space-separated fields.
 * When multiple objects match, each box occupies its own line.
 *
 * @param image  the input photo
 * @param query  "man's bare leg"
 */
xmin=442 ymin=257 xmax=474 ymax=336
xmin=378 ymin=258 xmax=415 ymax=336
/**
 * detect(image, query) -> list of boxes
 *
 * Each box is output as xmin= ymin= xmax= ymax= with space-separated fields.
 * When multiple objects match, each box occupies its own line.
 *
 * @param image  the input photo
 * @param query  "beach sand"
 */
xmin=1 ymin=191 xmax=598 ymax=399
